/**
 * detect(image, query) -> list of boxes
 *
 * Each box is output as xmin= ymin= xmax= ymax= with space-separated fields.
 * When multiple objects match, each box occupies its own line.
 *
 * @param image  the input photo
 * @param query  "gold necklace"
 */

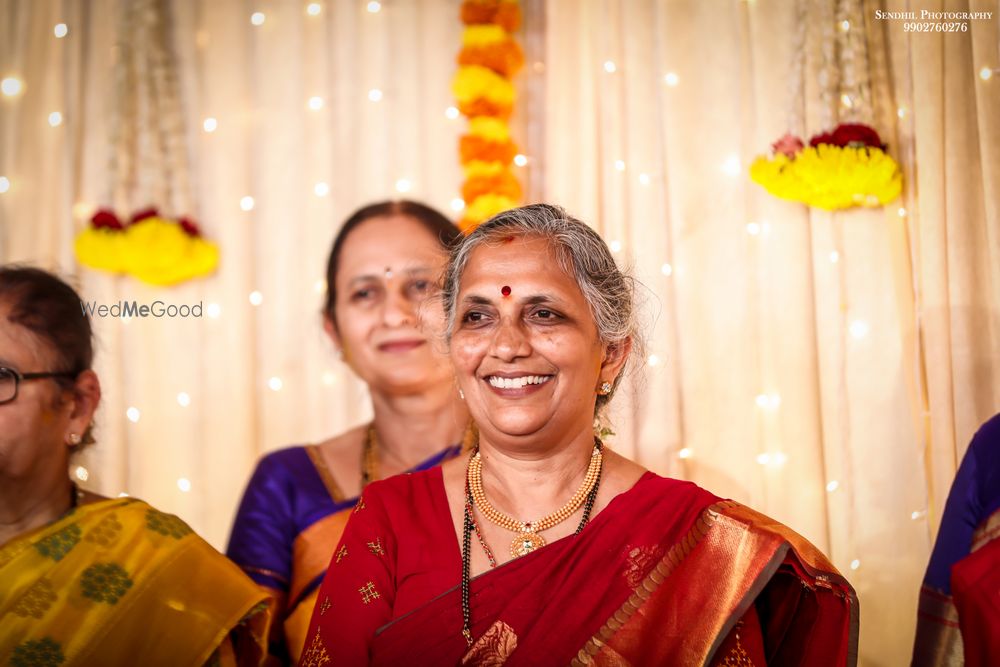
xmin=362 ymin=422 xmax=478 ymax=488
xmin=467 ymin=442 xmax=603 ymax=557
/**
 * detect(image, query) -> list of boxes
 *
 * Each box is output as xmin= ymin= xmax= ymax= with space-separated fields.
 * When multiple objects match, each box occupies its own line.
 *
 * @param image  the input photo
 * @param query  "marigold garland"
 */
xmin=453 ymin=0 xmax=523 ymax=232
xmin=750 ymin=123 xmax=902 ymax=211
xmin=74 ymin=208 xmax=219 ymax=286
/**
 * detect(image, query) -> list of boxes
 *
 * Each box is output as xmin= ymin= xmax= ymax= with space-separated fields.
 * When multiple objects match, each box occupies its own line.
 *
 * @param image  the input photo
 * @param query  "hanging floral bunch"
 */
xmin=750 ymin=123 xmax=902 ymax=210
xmin=750 ymin=0 xmax=902 ymax=211
xmin=453 ymin=0 xmax=523 ymax=232
xmin=75 ymin=208 xmax=219 ymax=286
xmin=75 ymin=0 xmax=218 ymax=286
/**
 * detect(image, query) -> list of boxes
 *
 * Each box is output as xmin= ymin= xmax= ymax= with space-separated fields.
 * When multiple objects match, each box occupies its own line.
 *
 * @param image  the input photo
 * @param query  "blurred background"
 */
xmin=1 ymin=0 xmax=997 ymax=664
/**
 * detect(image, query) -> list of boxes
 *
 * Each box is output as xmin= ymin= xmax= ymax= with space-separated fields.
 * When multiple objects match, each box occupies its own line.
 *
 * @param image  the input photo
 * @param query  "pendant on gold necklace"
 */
xmin=511 ymin=526 xmax=546 ymax=557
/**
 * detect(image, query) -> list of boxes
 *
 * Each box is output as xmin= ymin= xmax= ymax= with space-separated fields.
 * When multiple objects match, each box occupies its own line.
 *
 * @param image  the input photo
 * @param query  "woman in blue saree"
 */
xmin=227 ymin=201 xmax=472 ymax=664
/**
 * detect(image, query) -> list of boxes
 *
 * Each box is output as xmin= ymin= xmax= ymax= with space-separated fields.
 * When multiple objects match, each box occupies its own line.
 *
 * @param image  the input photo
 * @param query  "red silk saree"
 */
xmin=300 ymin=468 xmax=857 ymax=666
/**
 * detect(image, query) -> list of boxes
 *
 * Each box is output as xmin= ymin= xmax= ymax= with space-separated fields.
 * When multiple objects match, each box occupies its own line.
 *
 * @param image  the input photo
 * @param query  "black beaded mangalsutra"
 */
xmin=460 ymin=438 xmax=604 ymax=647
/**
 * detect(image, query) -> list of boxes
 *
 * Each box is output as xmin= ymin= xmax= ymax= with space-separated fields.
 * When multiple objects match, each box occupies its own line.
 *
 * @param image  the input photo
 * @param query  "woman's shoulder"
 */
xmin=253 ymin=444 xmax=312 ymax=473
xmin=628 ymin=471 xmax=722 ymax=510
xmin=356 ymin=466 xmax=445 ymax=515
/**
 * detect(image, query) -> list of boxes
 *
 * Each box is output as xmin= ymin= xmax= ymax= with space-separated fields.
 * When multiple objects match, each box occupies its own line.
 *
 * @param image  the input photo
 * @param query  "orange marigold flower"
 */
xmin=460 ymin=135 xmax=518 ymax=164
xmin=462 ymin=170 xmax=522 ymax=202
xmin=458 ymin=98 xmax=512 ymax=120
xmin=461 ymin=1 xmax=522 ymax=32
xmin=458 ymin=42 xmax=524 ymax=77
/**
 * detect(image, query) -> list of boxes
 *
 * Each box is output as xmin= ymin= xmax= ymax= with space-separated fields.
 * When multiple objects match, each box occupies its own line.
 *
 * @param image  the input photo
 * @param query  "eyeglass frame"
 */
xmin=0 ymin=366 xmax=80 ymax=405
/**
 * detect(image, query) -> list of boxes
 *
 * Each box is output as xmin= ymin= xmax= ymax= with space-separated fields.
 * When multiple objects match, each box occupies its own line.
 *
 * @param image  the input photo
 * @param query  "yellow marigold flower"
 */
xmin=452 ymin=65 xmax=515 ymax=106
xmin=74 ymin=228 xmax=130 ymax=273
xmin=461 ymin=193 xmax=518 ymax=232
xmin=468 ymin=116 xmax=510 ymax=142
xmin=462 ymin=24 xmax=509 ymax=47
xmin=750 ymin=145 xmax=902 ymax=211
xmin=75 ymin=218 xmax=219 ymax=286
xmin=463 ymin=160 xmax=507 ymax=179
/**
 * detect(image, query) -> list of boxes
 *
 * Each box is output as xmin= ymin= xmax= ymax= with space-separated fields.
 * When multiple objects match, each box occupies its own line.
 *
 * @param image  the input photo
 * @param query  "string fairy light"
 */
xmin=126 ymin=407 xmax=141 ymax=423
xmin=54 ymin=23 xmax=69 ymax=38
xmin=248 ymin=291 xmax=263 ymax=306
xmin=1 ymin=77 xmax=23 ymax=97
xmin=720 ymin=154 xmax=741 ymax=176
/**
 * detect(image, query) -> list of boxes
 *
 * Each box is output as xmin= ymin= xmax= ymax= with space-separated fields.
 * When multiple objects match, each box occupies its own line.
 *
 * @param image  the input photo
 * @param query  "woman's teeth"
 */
xmin=487 ymin=375 xmax=551 ymax=389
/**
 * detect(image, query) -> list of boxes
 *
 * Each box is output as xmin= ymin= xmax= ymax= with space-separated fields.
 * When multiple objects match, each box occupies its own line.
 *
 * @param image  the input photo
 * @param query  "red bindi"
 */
xmin=501 ymin=285 xmax=511 ymax=297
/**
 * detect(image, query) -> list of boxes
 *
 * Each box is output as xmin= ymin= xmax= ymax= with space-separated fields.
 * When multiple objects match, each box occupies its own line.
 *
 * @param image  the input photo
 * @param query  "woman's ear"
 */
xmin=600 ymin=337 xmax=632 ymax=381
xmin=66 ymin=370 xmax=100 ymax=445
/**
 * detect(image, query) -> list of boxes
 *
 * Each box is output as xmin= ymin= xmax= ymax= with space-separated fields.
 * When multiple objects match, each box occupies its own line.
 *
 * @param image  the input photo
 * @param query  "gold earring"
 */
xmin=598 ymin=381 xmax=612 ymax=395
xmin=68 ymin=433 xmax=82 ymax=445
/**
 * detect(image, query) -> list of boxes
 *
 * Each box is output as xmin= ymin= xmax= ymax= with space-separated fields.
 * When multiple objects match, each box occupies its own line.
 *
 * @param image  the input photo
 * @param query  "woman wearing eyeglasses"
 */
xmin=0 ymin=266 xmax=270 ymax=665
xmin=227 ymin=201 xmax=472 ymax=664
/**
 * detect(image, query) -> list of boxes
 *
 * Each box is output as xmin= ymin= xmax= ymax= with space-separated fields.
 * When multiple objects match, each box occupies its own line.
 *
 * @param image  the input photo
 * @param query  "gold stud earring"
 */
xmin=68 ymin=433 xmax=82 ymax=445
xmin=598 ymin=381 xmax=612 ymax=395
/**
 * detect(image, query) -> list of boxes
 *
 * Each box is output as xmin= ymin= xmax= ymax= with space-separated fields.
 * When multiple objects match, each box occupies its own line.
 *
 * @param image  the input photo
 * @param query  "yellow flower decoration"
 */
xmin=750 ymin=144 xmax=902 ymax=211
xmin=463 ymin=160 xmax=507 ymax=179
xmin=75 ymin=214 xmax=219 ymax=286
xmin=467 ymin=116 xmax=510 ymax=142
xmin=462 ymin=24 xmax=509 ymax=47
xmin=461 ymin=193 xmax=519 ymax=232
xmin=452 ymin=66 xmax=515 ymax=108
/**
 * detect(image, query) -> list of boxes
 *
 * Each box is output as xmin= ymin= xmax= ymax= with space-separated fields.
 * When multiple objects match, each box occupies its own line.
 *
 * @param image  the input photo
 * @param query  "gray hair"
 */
xmin=441 ymin=203 xmax=643 ymax=413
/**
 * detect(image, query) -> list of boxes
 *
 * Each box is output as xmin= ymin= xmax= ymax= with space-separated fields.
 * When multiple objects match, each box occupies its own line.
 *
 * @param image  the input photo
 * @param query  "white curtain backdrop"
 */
xmin=1 ymin=1 xmax=998 ymax=664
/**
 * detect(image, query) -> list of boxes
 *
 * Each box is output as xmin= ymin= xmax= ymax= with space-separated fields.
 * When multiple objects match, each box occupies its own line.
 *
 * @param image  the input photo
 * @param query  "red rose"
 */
xmin=771 ymin=133 xmax=805 ymax=157
xmin=831 ymin=123 xmax=884 ymax=149
xmin=809 ymin=131 xmax=837 ymax=147
xmin=90 ymin=208 xmax=124 ymax=230
xmin=129 ymin=207 xmax=159 ymax=224
xmin=178 ymin=217 xmax=201 ymax=237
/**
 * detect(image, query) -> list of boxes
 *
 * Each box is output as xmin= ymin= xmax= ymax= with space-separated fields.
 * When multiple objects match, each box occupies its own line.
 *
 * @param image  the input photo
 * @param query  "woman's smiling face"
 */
xmin=450 ymin=236 xmax=609 ymax=443
xmin=328 ymin=214 xmax=454 ymax=395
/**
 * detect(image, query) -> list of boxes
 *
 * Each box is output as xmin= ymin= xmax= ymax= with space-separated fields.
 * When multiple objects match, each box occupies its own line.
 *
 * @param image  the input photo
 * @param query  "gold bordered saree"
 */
xmin=300 ymin=469 xmax=858 ymax=666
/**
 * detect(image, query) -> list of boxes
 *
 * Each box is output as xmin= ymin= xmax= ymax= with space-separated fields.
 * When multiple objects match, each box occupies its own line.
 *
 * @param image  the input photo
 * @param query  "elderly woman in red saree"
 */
xmin=300 ymin=204 xmax=858 ymax=666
